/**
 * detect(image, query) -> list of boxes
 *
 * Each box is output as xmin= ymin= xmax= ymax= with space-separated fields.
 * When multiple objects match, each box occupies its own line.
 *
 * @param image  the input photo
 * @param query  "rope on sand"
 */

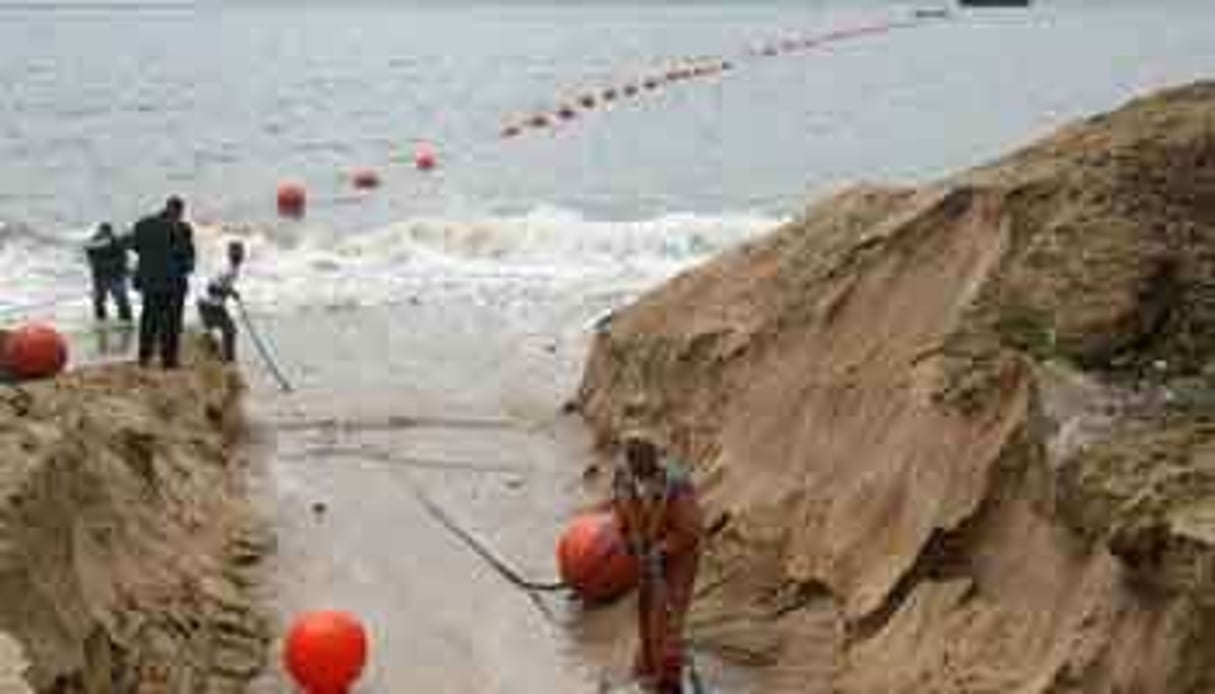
xmin=234 ymin=297 xmax=294 ymax=392
xmin=270 ymin=413 xmax=520 ymax=433
xmin=280 ymin=446 xmax=530 ymax=475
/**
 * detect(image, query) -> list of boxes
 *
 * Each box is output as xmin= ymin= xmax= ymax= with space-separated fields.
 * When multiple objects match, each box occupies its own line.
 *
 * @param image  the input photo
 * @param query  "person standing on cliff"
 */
xmin=611 ymin=434 xmax=705 ymax=694
xmin=131 ymin=196 xmax=195 ymax=369
xmin=84 ymin=222 xmax=133 ymax=323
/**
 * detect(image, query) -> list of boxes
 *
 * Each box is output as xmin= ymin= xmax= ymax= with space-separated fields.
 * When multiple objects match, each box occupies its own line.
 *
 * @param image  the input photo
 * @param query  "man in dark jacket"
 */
xmin=131 ymin=196 xmax=195 ymax=368
xmin=84 ymin=222 xmax=133 ymax=322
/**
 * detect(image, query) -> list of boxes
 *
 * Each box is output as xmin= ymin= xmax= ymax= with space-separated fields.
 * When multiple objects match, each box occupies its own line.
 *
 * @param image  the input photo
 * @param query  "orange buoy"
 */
xmin=350 ymin=168 xmax=380 ymax=190
xmin=284 ymin=611 xmax=368 ymax=694
xmin=414 ymin=145 xmax=437 ymax=171
xmin=557 ymin=512 xmax=639 ymax=603
xmin=2 ymin=323 xmax=67 ymax=379
xmin=557 ymin=105 xmax=577 ymax=120
xmin=277 ymin=182 xmax=307 ymax=218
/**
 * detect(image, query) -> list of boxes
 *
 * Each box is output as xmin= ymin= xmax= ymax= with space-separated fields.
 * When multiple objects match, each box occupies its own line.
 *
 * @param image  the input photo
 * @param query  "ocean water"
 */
xmin=2 ymin=1 xmax=1215 ymax=322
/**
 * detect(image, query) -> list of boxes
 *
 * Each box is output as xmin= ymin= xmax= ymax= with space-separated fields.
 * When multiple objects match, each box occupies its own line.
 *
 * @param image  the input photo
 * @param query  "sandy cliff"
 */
xmin=0 ymin=354 xmax=271 ymax=693
xmin=577 ymin=82 xmax=1215 ymax=691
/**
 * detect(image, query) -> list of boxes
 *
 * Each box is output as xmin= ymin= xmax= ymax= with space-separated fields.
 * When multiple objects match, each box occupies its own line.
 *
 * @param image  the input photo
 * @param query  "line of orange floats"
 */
xmin=273 ymin=17 xmax=931 ymax=218
xmin=499 ymin=56 xmax=737 ymax=138
xmin=276 ymin=143 xmax=438 ymax=218
xmin=498 ymin=18 xmax=916 ymax=140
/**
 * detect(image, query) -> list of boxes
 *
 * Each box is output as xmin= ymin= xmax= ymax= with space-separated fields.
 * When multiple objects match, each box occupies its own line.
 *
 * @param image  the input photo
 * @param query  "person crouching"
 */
xmin=197 ymin=240 xmax=245 ymax=362
xmin=612 ymin=434 xmax=705 ymax=694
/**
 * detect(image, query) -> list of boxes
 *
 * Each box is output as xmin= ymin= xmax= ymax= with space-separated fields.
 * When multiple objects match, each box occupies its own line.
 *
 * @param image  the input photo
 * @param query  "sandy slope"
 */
xmin=577 ymin=82 xmax=1215 ymax=692
xmin=0 ymin=352 xmax=272 ymax=692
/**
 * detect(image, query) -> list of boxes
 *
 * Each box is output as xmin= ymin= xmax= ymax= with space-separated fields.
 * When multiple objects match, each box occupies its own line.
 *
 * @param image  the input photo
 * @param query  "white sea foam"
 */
xmin=1 ymin=207 xmax=780 ymax=325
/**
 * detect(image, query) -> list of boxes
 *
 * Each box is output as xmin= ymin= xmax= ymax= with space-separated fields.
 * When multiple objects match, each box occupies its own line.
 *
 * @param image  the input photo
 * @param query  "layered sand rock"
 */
xmin=577 ymin=82 xmax=1215 ymax=691
xmin=0 ymin=355 xmax=272 ymax=692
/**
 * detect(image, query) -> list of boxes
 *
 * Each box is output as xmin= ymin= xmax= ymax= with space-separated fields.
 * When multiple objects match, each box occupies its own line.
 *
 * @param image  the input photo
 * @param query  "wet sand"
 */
xmin=242 ymin=288 xmax=648 ymax=692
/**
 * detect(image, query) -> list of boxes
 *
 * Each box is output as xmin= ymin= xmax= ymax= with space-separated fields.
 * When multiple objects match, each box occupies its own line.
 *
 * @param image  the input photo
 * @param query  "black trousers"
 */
xmin=139 ymin=287 xmax=186 ymax=368
xmin=92 ymin=275 xmax=133 ymax=322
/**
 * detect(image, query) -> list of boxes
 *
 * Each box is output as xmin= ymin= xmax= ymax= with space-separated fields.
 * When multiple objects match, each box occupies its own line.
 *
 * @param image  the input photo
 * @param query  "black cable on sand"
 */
xmin=406 ymin=479 xmax=567 ymax=593
xmin=406 ymin=478 xmax=568 ymax=626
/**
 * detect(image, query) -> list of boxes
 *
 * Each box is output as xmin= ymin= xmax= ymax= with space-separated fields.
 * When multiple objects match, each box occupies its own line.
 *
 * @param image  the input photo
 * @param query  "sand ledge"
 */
xmin=0 ymin=350 xmax=272 ymax=692
xmin=578 ymin=81 xmax=1215 ymax=691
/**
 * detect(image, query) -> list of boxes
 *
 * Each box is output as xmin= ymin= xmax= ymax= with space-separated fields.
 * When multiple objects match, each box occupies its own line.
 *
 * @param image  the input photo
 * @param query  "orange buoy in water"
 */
xmin=277 ymin=182 xmax=307 ymax=218
xmin=351 ymin=168 xmax=380 ymax=190
xmin=284 ymin=611 xmax=368 ymax=694
xmin=557 ymin=512 xmax=639 ymax=603
xmin=2 ymin=323 xmax=67 ymax=379
xmin=414 ymin=145 xmax=437 ymax=171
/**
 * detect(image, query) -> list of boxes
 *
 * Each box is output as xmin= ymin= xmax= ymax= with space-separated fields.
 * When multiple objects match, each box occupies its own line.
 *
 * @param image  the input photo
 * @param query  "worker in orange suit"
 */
xmin=611 ymin=434 xmax=705 ymax=694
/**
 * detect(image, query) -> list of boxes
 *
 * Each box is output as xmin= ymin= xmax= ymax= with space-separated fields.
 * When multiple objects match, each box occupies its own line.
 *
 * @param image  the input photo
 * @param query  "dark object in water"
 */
xmin=914 ymin=7 xmax=951 ymax=18
xmin=959 ymin=0 xmax=1030 ymax=6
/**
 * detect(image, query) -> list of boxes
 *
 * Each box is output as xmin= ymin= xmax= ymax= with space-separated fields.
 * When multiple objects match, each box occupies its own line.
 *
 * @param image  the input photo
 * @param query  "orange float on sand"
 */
xmin=557 ymin=511 xmax=639 ymax=603
xmin=2 ymin=323 xmax=67 ymax=379
xmin=276 ymin=182 xmax=307 ymax=218
xmin=284 ymin=611 xmax=368 ymax=694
